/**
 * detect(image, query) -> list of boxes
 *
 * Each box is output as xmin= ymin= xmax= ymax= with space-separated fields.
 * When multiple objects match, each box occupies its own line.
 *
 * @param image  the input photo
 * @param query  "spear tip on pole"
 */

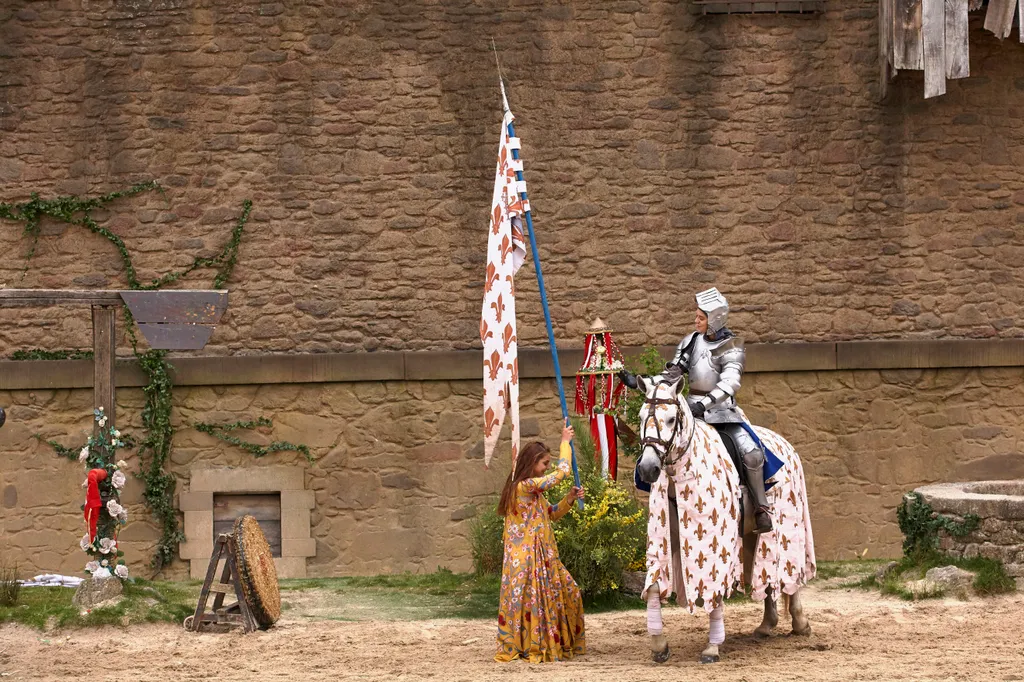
xmin=490 ymin=38 xmax=510 ymax=114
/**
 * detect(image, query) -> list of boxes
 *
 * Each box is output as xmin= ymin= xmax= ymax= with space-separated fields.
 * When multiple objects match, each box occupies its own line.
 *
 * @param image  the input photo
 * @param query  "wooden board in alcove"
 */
xmin=213 ymin=493 xmax=282 ymax=557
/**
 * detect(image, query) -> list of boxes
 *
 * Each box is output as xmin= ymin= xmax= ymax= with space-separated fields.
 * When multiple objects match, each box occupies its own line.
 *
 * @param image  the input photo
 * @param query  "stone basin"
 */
xmin=916 ymin=480 xmax=1024 ymax=520
xmin=915 ymin=480 xmax=1024 ymax=580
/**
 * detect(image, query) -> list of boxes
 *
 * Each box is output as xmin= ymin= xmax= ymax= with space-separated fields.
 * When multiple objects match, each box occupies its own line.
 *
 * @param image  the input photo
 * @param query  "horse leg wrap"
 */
xmin=646 ymin=587 xmax=663 ymax=636
xmin=708 ymin=605 xmax=725 ymax=646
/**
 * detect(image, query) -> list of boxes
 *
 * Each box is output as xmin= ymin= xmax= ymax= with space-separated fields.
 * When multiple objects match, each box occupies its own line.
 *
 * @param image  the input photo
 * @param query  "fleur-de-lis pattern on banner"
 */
xmin=481 ymin=110 xmax=527 ymax=467
xmin=642 ymin=416 xmax=817 ymax=615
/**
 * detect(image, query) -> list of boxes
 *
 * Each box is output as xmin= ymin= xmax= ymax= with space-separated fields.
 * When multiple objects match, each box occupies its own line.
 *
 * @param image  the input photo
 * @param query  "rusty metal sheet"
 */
xmin=136 ymin=323 xmax=216 ymax=350
xmin=119 ymin=290 xmax=227 ymax=324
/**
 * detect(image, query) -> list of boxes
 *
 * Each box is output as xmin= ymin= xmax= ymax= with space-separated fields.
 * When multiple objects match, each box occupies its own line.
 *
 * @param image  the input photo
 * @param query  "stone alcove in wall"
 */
xmin=178 ymin=465 xmax=315 ymax=579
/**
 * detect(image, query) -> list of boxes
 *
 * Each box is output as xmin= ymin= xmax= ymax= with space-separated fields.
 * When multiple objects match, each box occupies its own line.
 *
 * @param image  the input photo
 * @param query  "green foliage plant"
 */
xmin=897 ymin=492 xmax=980 ymax=558
xmin=468 ymin=501 xmax=504 ymax=576
xmin=11 ymin=349 xmax=93 ymax=361
xmin=880 ymin=492 xmax=1015 ymax=598
xmin=550 ymin=417 xmax=647 ymax=598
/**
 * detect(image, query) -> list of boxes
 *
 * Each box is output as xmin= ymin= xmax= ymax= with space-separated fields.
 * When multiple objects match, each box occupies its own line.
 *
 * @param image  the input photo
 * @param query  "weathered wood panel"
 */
xmin=923 ymin=0 xmax=946 ymax=97
xmin=945 ymin=0 xmax=970 ymax=78
xmin=213 ymin=494 xmax=282 ymax=557
xmin=91 ymin=306 xmax=116 ymax=432
xmin=894 ymin=0 xmax=924 ymax=70
xmin=984 ymin=0 xmax=1016 ymax=39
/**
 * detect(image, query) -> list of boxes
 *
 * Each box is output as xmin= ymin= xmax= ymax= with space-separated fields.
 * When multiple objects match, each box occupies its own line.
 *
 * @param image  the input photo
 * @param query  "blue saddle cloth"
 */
xmin=739 ymin=422 xmax=785 ymax=492
xmin=633 ymin=421 xmax=786 ymax=494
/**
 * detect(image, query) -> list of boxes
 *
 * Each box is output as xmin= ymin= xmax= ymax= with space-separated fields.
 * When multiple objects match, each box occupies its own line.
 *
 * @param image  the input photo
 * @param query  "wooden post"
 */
xmin=880 ymin=0 xmax=894 ymax=101
xmin=92 ymin=305 xmax=117 ymax=432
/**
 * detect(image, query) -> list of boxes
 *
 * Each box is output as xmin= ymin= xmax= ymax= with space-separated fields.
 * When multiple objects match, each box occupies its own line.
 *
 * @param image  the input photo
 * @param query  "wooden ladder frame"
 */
xmin=185 ymin=533 xmax=257 ymax=633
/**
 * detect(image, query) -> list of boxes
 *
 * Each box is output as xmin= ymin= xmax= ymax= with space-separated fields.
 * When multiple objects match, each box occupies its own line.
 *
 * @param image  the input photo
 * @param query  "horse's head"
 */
xmin=636 ymin=374 xmax=694 ymax=483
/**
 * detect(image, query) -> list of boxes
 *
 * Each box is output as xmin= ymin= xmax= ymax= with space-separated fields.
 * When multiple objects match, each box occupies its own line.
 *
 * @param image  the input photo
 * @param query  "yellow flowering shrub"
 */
xmin=469 ymin=417 xmax=648 ymax=597
xmin=548 ymin=417 xmax=647 ymax=598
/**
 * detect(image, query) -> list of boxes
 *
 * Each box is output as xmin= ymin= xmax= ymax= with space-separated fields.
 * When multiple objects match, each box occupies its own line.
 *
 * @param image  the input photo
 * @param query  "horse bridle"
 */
xmin=640 ymin=380 xmax=696 ymax=466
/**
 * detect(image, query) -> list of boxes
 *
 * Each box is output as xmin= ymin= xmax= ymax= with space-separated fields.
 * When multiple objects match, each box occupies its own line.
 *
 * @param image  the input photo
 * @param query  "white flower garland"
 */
xmin=79 ymin=407 xmax=132 ymax=582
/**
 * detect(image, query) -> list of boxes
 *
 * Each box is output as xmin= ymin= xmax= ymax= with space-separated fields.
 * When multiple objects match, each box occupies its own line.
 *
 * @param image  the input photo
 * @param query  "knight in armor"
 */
xmin=621 ymin=288 xmax=773 ymax=534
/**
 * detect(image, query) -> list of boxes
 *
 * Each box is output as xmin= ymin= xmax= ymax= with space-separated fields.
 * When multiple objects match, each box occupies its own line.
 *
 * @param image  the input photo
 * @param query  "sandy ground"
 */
xmin=1 ymin=583 xmax=1022 ymax=682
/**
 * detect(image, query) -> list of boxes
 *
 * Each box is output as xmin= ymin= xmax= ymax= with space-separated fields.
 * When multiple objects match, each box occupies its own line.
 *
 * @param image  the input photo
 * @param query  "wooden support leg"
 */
xmin=189 ymin=535 xmax=227 ymax=631
xmin=187 ymin=533 xmax=257 ymax=633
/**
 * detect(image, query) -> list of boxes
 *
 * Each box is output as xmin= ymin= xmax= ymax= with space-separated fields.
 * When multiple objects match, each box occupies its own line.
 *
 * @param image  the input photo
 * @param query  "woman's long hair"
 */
xmin=497 ymin=441 xmax=551 ymax=517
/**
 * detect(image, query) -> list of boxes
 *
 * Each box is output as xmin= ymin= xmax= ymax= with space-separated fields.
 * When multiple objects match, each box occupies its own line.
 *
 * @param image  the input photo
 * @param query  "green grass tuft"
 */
xmin=0 ymin=580 xmax=198 ymax=630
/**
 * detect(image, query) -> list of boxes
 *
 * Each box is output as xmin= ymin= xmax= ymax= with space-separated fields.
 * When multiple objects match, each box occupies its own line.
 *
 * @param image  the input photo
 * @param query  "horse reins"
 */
xmin=640 ymin=382 xmax=696 ymax=466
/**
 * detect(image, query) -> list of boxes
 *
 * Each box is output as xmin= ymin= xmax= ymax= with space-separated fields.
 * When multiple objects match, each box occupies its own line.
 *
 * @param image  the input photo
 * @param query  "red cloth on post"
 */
xmin=84 ymin=468 xmax=107 ymax=541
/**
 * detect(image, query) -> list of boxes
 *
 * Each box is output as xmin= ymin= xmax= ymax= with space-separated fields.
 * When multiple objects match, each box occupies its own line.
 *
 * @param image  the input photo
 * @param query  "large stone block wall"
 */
xmin=2 ymin=2 xmax=1024 ymax=356
xmin=3 ymin=365 xmax=1023 ymax=578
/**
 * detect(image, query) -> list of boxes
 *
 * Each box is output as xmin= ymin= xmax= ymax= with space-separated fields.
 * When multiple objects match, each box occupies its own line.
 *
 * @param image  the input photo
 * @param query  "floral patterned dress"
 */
xmin=495 ymin=442 xmax=586 ymax=662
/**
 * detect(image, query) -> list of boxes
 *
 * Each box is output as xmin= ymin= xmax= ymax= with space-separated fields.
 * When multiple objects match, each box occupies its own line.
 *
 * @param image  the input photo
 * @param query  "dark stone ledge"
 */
xmin=0 ymin=340 xmax=1021 ymax=390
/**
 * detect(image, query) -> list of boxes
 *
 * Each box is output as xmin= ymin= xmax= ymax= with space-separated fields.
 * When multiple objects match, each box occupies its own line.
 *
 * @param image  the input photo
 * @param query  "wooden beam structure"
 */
xmin=0 ymin=289 xmax=226 ymax=433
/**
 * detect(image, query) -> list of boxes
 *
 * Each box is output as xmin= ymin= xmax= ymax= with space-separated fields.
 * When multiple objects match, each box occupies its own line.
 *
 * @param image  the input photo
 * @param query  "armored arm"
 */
xmin=668 ymin=332 xmax=699 ymax=371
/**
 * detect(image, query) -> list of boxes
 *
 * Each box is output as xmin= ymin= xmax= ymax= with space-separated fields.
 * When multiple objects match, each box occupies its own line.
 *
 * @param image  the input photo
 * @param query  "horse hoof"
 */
xmin=700 ymin=654 xmax=720 ymax=664
xmin=791 ymin=625 xmax=812 ymax=637
xmin=753 ymin=629 xmax=771 ymax=641
xmin=652 ymin=646 xmax=670 ymax=664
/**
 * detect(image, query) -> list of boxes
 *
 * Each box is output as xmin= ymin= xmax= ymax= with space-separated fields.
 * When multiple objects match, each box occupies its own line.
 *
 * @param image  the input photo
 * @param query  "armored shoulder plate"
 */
xmin=710 ymin=335 xmax=745 ymax=362
xmin=711 ymin=336 xmax=745 ymax=397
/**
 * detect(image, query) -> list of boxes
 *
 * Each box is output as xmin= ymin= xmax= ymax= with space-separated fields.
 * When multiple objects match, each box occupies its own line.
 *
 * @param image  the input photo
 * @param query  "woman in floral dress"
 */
xmin=495 ymin=421 xmax=586 ymax=662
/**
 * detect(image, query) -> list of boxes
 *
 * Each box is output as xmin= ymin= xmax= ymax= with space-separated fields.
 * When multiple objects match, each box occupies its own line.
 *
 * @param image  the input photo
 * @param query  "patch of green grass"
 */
xmin=952 ymin=556 xmax=1016 ymax=595
xmin=281 ymin=568 xmax=501 ymax=620
xmin=0 ymin=580 xmax=198 ymax=630
xmin=279 ymin=568 xmax=643 ymax=620
xmin=814 ymin=559 xmax=888 ymax=581
xmin=838 ymin=550 xmax=1016 ymax=601
xmin=841 ymin=574 xmax=879 ymax=590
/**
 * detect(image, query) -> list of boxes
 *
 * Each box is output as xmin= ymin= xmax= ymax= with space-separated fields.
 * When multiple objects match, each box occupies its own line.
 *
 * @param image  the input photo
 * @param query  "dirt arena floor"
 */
xmin=1 ymin=582 xmax=1022 ymax=681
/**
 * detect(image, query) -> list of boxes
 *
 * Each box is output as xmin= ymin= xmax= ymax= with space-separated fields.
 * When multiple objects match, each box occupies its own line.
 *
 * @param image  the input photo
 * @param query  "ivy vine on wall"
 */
xmin=194 ymin=417 xmax=314 ymax=463
xmin=1 ymin=182 xmax=310 ymax=575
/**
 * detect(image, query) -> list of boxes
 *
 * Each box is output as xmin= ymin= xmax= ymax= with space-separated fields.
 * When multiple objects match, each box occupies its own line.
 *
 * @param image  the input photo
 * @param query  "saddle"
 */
xmin=715 ymin=427 xmax=744 ymax=475
xmin=711 ymin=427 xmax=753 ymax=530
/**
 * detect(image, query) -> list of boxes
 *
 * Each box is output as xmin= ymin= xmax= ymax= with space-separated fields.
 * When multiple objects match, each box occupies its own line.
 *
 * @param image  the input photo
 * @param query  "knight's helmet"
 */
xmin=695 ymin=287 xmax=729 ymax=334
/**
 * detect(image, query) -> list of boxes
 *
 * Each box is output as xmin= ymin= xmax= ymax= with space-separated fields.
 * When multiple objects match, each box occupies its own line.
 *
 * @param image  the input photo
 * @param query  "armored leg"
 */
xmin=719 ymin=425 xmax=772 ymax=534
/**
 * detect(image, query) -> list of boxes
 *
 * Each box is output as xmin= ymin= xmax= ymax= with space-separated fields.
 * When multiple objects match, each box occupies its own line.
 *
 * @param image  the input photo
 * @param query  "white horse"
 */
xmin=635 ymin=374 xmax=815 ymax=663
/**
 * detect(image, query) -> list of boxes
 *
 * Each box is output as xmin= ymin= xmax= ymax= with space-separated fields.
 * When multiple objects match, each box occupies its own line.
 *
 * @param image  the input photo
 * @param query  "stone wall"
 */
xmin=3 ymin=1 xmax=1024 ymax=578
xmin=2 ymin=2 xmax=1024 ymax=356
xmin=3 ymin=363 xmax=1024 ymax=578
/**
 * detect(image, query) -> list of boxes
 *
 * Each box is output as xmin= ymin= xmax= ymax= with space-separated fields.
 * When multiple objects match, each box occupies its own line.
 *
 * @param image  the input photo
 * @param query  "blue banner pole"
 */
xmin=506 ymin=117 xmax=583 ymax=509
